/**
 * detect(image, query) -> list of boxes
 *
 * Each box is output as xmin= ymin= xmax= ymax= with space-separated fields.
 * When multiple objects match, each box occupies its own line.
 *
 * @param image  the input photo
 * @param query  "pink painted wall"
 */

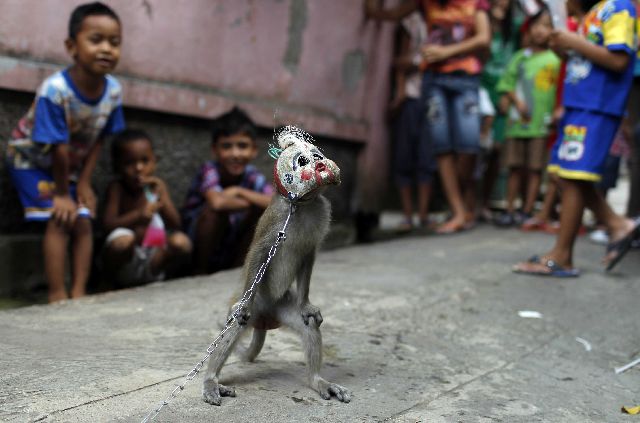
xmin=0 ymin=0 xmax=397 ymax=210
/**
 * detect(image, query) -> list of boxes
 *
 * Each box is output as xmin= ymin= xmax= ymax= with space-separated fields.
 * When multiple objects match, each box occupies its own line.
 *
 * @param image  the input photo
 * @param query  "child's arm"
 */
xmin=103 ymin=181 xmax=158 ymax=233
xmin=143 ymin=176 xmax=182 ymax=230
xmin=421 ymin=10 xmax=490 ymax=63
xmin=51 ymin=144 xmax=77 ymax=227
xmin=204 ymin=189 xmax=252 ymax=212
xmin=364 ymin=0 xmax=417 ymax=21
xmin=549 ymin=30 xmax=631 ymax=73
xmin=76 ymin=138 xmax=103 ymax=216
xmin=224 ymin=186 xmax=273 ymax=210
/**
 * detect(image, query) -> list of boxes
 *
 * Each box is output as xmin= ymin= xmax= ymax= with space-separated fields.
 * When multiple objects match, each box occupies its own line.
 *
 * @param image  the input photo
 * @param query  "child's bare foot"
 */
xmin=70 ymin=288 xmax=86 ymax=299
xmin=48 ymin=289 xmax=68 ymax=303
xmin=436 ymin=217 xmax=467 ymax=234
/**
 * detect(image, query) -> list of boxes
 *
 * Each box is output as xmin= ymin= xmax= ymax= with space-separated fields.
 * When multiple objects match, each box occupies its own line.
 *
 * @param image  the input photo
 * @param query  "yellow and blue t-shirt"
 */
xmin=564 ymin=0 xmax=637 ymax=116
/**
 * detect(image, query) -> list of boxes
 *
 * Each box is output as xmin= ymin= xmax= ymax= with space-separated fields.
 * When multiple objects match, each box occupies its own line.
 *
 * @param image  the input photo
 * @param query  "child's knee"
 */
xmin=106 ymin=232 xmax=136 ymax=254
xmin=168 ymin=232 xmax=192 ymax=254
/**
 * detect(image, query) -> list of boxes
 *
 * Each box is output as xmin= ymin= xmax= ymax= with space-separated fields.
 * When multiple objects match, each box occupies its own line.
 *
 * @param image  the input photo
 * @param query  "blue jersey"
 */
xmin=6 ymin=68 xmax=125 ymax=179
xmin=563 ymin=0 xmax=637 ymax=116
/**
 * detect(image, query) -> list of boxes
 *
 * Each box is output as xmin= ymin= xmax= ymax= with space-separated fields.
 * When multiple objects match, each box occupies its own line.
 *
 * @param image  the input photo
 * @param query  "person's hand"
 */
xmin=364 ymin=0 xmax=379 ymax=18
xmin=551 ymin=106 xmax=565 ymax=126
xmin=52 ymin=194 xmax=77 ymax=228
xmin=141 ymin=199 xmax=161 ymax=220
xmin=549 ymin=30 xmax=577 ymax=55
xmin=76 ymin=182 xmax=96 ymax=217
xmin=515 ymin=99 xmax=531 ymax=123
xmin=140 ymin=175 xmax=165 ymax=196
xmin=388 ymin=93 xmax=407 ymax=114
xmin=421 ymin=44 xmax=455 ymax=63
xmin=222 ymin=186 xmax=244 ymax=199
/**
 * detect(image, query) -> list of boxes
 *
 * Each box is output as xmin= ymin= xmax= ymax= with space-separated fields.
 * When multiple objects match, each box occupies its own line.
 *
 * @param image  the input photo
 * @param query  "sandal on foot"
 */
xmin=521 ymin=216 xmax=546 ymax=231
xmin=436 ymin=219 xmax=466 ymax=235
xmin=604 ymin=217 xmax=640 ymax=271
xmin=512 ymin=256 xmax=580 ymax=278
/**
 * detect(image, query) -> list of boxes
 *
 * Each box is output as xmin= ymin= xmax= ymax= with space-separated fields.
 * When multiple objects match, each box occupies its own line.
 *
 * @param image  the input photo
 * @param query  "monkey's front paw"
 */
xmin=203 ymin=379 xmax=236 ymax=406
xmin=230 ymin=302 xmax=251 ymax=326
xmin=317 ymin=379 xmax=351 ymax=403
xmin=301 ymin=303 xmax=323 ymax=327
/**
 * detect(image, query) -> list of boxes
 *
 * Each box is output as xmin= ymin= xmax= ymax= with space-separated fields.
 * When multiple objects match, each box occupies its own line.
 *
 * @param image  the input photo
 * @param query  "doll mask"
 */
xmin=273 ymin=126 xmax=341 ymax=200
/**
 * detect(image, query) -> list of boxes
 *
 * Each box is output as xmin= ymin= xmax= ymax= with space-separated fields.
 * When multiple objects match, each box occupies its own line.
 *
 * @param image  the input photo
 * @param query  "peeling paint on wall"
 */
xmin=342 ymin=49 xmax=366 ymax=93
xmin=282 ymin=0 xmax=307 ymax=74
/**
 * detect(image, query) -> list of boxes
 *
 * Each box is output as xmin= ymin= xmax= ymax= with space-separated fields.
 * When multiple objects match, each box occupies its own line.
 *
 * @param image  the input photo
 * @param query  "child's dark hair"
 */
xmin=111 ymin=129 xmax=153 ymax=170
xmin=68 ymin=2 xmax=120 ymax=40
xmin=579 ymin=0 xmax=600 ymax=12
xmin=211 ymin=107 xmax=257 ymax=145
xmin=526 ymin=3 xmax=550 ymax=29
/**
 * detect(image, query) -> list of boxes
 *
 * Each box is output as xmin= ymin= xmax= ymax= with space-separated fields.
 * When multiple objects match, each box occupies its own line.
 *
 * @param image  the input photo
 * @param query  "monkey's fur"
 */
xmin=202 ymin=127 xmax=351 ymax=406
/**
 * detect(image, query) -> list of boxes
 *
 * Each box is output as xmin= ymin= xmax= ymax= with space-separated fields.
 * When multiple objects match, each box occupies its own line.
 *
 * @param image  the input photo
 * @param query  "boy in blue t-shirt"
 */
xmin=513 ymin=0 xmax=639 ymax=276
xmin=181 ymin=107 xmax=273 ymax=274
xmin=5 ymin=2 xmax=125 ymax=301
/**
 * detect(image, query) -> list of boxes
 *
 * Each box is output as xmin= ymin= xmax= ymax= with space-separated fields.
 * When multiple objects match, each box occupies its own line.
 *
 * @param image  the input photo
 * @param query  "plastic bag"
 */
xmin=142 ymin=186 xmax=166 ymax=248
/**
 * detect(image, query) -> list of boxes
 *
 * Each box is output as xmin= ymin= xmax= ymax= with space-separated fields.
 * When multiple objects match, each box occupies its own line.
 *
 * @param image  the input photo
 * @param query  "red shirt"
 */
xmin=419 ymin=0 xmax=490 ymax=74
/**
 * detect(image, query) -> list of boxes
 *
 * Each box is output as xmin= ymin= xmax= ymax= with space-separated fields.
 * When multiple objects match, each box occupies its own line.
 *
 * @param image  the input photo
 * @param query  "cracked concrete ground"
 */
xmin=1 ymin=225 xmax=639 ymax=422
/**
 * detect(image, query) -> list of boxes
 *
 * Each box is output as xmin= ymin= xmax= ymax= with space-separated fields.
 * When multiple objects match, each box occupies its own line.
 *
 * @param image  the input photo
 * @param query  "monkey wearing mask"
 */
xmin=202 ymin=126 xmax=351 ymax=405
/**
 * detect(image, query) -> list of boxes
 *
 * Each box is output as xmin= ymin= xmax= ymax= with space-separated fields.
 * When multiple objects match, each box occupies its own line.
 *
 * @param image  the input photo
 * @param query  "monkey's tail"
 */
xmin=241 ymin=329 xmax=266 ymax=362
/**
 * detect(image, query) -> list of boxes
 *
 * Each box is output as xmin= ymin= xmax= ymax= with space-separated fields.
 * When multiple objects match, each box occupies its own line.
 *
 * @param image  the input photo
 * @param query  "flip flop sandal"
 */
xmin=605 ymin=217 xmax=640 ymax=271
xmin=513 ymin=256 xmax=580 ymax=278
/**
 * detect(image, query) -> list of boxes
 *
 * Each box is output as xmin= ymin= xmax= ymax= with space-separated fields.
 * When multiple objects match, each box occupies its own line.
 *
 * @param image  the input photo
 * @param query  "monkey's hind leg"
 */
xmin=278 ymin=302 xmax=351 ymax=403
xmin=241 ymin=328 xmax=266 ymax=362
xmin=202 ymin=308 xmax=250 ymax=405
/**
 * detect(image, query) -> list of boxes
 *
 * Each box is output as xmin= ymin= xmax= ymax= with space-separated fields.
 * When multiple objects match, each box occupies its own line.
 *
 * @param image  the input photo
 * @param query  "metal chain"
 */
xmin=140 ymin=200 xmax=296 ymax=423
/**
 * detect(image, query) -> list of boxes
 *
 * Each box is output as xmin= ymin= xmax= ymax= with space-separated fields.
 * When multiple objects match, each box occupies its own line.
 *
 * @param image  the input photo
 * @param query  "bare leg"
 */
xmin=193 ymin=208 xmax=228 ymax=275
xmin=150 ymin=232 xmax=192 ymax=276
xmin=536 ymin=175 xmax=558 ymax=221
xmin=416 ymin=182 xmax=432 ymax=225
xmin=457 ymin=153 xmax=477 ymax=224
xmin=436 ymin=153 xmax=467 ymax=233
xmin=43 ymin=220 xmax=69 ymax=303
xmin=514 ymin=178 xmax=585 ymax=272
xmin=399 ymin=185 xmax=414 ymax=225
xmin=70 ymin=218 xmax=92 ymax=299
xmin=505 ymin=167 xmax=522 ymax=214
xmin=481 ymin=147 xmax=501 ymax=211
xmin=523 ymin=170 xmax=542 ymax=215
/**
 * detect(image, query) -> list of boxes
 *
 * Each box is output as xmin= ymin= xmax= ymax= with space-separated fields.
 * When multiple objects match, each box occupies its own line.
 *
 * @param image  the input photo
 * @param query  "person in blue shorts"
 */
xmin=4 ymin=2 xmax=125 ymax=301
xmin=513 ymin=0 xmax=640 ymax=276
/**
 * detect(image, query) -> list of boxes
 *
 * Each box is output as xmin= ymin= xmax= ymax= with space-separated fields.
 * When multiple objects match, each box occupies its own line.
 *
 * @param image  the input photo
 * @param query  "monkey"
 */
xmin=202 ymin=126 xmax=351 ymax=406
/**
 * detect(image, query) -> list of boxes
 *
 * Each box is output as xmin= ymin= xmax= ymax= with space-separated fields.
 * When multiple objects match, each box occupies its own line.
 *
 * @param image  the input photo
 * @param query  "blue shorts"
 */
xmin=547 ymin=108 xmax=621 ymax=182
xmin=7 ymin=167 xmax=91 ymax=221
xmin=420 ymin=72 xmax=481 ymax=155
xmin=393 ymin=98 xmax=436 ymax=186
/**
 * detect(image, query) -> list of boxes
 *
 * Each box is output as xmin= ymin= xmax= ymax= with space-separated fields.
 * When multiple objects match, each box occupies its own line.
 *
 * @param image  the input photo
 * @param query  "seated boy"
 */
xmin=181 ymin=107 xmax=273 ymax=274
xmin=4 ymin=2 xmax=125 ymax=302
xmin=102 ymin=129 xmax=192 ymax=287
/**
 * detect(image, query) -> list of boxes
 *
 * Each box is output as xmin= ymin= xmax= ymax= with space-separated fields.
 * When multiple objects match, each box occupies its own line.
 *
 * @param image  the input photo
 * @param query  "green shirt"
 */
xmin=497 ymin=48 xmax=561 ymax=139
xmin=481 ymin=19 xmax=521 ymax=144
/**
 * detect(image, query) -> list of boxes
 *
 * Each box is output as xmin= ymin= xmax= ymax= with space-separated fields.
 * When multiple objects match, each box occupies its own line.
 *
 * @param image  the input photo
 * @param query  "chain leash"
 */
xmin=140 ymin=198 xmax=297 ymax=423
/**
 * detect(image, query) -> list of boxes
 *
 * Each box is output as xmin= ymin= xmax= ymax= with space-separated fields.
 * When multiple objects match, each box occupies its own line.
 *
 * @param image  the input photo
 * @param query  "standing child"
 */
xmin=366 ymin=0 xmax=492 ymax=233
xmin=181 ymin=107 xmax=274 ymax=274
xmin=514 ymin=0 xmax=640 ymax=276
xmin=495 ymin=8 xmax=560 ymax=226
xmin=102 ymin=129 xmax=192 ymax=287
xmin=4 ymin=2 xmax=125 ymax=302
xmin=365 ymin=0 xmax=436 ymax=231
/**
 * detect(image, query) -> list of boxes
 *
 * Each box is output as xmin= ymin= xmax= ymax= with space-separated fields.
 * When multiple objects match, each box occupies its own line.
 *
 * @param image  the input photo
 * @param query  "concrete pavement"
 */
xmin=1 ymin=225 xmax=639 ymax=422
